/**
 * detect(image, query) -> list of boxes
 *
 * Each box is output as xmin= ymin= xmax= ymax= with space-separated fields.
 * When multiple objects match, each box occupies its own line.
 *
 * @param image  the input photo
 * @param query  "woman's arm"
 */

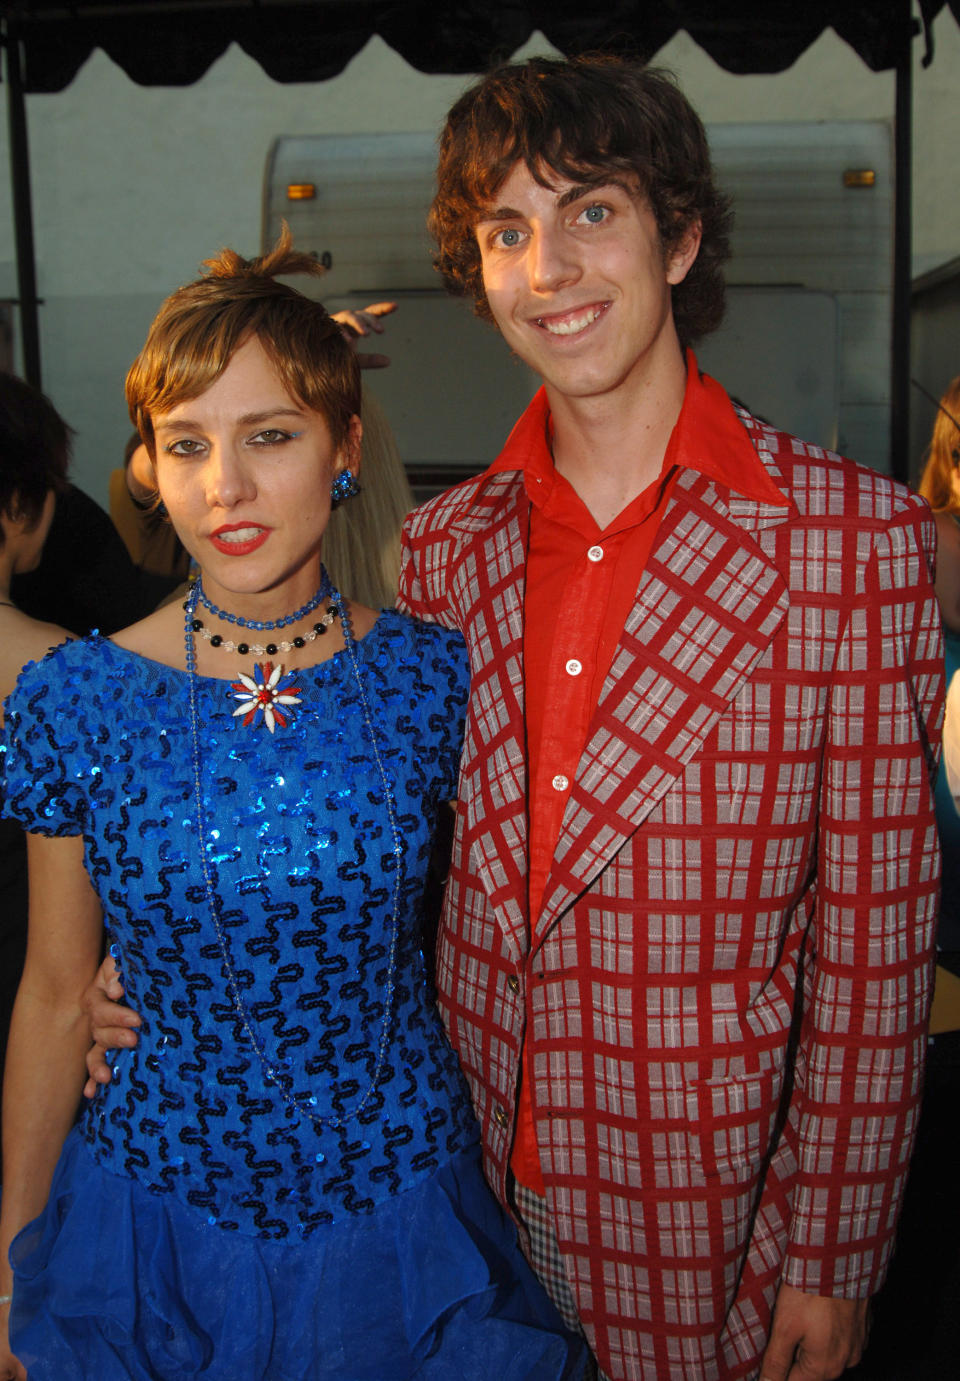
xmin=0 ymin=833 xmax=103 ymax=1376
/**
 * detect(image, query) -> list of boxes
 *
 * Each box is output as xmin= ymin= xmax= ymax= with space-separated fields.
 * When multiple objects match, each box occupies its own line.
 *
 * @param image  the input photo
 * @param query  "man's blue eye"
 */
xmin=584 ymin=205 xmax=605 ymax=222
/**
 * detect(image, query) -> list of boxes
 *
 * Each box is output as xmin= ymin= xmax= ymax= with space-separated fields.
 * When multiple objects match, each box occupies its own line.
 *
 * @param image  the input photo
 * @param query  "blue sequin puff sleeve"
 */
xmin=1 ymin=640 xmax=90 ymax=837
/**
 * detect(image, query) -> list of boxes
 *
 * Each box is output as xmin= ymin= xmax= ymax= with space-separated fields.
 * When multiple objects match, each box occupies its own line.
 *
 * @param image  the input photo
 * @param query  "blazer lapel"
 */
xmin=534 ymin=467 xmax=794 ymax=942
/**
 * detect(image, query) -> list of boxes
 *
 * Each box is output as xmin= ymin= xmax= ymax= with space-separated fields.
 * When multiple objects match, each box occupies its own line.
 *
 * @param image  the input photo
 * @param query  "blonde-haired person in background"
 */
xmin=323 ymin=387 xmax=414 ymax=609
xmin=918 ymin=375 xmax=960 ymax=935
xmin=866 ymin=380 xmax=960 ymax=1378
xmin=919 ymin=374 xmax=960 ymax=638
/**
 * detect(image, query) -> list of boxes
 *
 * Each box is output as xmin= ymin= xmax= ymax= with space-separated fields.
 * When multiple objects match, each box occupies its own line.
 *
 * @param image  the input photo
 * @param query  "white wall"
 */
xmin=0 ymin=7 xmax=956 ymax=501
xmin=658 ymin=14 xmax=957 ymax=277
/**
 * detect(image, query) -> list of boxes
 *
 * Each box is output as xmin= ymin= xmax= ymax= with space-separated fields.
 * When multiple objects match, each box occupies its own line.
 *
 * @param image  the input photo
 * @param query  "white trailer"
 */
xmin=263 ymin=120 xmax=893 ymax=490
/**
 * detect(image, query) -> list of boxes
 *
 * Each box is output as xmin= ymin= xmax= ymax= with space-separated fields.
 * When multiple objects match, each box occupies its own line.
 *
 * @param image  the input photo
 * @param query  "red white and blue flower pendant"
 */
xmin=231 ymin=661 xmax=302 ymax=732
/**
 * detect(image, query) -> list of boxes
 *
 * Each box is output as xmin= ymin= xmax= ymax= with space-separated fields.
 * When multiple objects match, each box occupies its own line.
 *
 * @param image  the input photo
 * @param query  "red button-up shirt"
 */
xmin=490 ymin=352 xmax=786 ymax=1193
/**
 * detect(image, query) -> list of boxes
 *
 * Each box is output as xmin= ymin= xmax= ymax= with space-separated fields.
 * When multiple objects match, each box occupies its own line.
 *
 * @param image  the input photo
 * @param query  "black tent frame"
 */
xmin=1 ymin=0 xmax=957 ymax=481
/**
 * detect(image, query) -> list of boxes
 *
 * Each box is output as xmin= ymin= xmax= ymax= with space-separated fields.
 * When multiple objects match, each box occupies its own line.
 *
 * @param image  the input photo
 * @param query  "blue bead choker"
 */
xmin=195 ymin=572 xmax=333 ymax=631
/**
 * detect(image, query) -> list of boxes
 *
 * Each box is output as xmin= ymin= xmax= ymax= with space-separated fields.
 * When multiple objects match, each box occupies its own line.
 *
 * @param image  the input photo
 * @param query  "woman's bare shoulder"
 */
xmin=109 ymin=599 xmax=183 ymax=662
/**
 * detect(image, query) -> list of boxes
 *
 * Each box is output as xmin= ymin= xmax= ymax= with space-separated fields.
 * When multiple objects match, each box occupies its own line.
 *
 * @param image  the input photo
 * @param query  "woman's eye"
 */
xmin=167 ymin=438 xmax=203 ymax=457
xmin=251 ymin=429 xmax=294 ymax=446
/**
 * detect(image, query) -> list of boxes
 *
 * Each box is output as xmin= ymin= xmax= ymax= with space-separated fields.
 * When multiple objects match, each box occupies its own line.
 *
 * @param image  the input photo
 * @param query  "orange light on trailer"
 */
xmin=842 ymin=169 xmax=876 ymax=188
xmin=286 ymin=183 xmax=316 ymax=201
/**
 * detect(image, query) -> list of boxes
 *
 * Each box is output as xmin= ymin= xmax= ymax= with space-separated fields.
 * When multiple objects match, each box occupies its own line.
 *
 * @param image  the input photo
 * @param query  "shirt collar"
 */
xmin=487 ymin=349 xmax=789 ymax=511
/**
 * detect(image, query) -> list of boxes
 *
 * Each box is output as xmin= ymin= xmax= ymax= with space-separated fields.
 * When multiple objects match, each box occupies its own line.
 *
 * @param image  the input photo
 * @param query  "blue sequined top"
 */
xmin=2 ymin=611 xmax=479 ymax=1240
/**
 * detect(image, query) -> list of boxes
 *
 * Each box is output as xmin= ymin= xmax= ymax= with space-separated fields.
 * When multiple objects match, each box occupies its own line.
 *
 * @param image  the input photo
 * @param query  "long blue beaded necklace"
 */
xmin=184 ymin=569 xmax=404 ymax=1131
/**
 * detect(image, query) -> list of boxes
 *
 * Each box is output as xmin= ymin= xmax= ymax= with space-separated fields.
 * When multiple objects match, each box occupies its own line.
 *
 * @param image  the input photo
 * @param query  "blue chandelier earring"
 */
xmin=330 ymin=469 xmax=361 ymax=507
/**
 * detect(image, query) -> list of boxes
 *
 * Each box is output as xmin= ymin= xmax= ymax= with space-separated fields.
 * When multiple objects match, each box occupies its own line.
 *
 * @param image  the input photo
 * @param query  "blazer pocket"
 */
xmin=685 ymin=1061 xmax=784 ymax=1185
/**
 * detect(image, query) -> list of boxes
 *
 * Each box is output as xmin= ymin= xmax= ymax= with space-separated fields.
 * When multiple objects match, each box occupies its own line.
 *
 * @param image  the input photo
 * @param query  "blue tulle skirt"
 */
xmin=9 ymin=1127 xmax=586 ymax=1380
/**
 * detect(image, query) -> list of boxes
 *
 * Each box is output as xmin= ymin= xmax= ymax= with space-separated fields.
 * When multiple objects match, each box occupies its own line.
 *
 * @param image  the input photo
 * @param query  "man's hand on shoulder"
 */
xmin=759 ymin=1284 xmax=869 ymax=1380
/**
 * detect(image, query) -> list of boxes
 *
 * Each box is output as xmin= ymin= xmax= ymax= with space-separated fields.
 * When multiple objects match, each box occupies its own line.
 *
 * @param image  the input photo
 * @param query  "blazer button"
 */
xmin=493 ymin=1105 xmax=509 ymax=1129
xmin=507 ymin=974 xmax=521 ymax=994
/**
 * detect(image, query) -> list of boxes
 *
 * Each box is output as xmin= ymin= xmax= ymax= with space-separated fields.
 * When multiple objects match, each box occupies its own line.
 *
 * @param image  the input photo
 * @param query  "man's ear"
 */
xmin=666 ymin=220 xmax=702 ymax=286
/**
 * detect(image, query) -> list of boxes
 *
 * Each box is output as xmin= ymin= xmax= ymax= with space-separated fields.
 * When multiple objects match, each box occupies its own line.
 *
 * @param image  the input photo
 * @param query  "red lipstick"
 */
xmin=209 ymin=523 xmax=271 ymax=556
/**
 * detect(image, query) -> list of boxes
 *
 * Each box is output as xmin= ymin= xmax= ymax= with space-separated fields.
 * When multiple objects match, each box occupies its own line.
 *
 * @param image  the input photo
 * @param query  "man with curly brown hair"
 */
xmin=399 ymin=55 xmax=943 ymax=1381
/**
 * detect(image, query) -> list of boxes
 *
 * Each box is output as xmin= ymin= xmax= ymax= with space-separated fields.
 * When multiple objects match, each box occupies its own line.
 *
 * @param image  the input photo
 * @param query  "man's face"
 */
xmin=474 ymin=162 xmax=699 ymax=407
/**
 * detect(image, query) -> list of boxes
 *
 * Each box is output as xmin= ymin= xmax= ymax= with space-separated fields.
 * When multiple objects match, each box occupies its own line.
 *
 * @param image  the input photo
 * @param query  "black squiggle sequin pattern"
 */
xmin=2 ymin=612 xmax=477 ymax=1240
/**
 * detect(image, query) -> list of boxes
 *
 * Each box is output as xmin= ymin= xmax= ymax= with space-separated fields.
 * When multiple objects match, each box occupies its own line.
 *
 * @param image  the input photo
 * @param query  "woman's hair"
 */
xmin=919 ymin=374 xmax=960 ymax=512
xmin=429 ymin=55 xmax=732 ymax=350
xmin=0 ymin=372 xmax=71 ymax=542
xmin=126 ymin=226 xmax=361 ymax=454
xmin=323 ymin=387 xmax=413 ymax=609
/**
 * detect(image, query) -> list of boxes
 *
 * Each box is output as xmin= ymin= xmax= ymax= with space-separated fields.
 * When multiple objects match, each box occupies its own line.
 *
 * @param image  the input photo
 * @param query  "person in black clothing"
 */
xmin=0 ymin=373 xmax=73 ymax=1176
xmin=12 ymin=481 xmax=175 ymax=636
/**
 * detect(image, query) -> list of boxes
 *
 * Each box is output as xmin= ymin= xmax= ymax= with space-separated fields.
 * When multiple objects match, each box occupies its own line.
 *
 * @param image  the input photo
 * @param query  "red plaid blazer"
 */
xmin=398 ymin=406 xmax=943 ymax=1380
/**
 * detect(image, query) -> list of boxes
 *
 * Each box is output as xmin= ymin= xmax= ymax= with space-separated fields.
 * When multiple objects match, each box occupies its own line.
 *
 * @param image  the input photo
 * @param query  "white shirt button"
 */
xmin=565 ymin=659 xmax=583 ymax=677
xmin=551 ymin=774 xmax=570 ymax=792
xmin=587 ymin=545 xmax=604 ymax=562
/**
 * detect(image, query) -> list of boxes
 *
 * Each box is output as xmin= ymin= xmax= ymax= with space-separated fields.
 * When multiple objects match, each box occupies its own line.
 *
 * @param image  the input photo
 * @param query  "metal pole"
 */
xmin=890 ymin=1 xmax=913 ymax=484
xmin=3 ymin=19 xmax=42 ymax=387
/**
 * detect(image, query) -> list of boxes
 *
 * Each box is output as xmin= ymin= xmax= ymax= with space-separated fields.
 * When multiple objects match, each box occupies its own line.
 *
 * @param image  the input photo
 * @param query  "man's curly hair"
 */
xmin=429 ymin=56 xmax=732 ymax=350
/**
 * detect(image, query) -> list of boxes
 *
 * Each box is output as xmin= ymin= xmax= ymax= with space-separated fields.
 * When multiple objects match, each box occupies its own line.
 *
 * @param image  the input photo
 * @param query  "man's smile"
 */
xmin=534 ymin=302 xmax=610 ymax=336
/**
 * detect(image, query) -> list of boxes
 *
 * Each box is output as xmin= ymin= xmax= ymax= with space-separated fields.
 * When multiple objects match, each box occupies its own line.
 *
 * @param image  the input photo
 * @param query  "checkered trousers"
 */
xmin=513 ymin=1178 xmax=611 ymax=1381
xmin=399 ymin=413 xmax=943 ymax=1380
